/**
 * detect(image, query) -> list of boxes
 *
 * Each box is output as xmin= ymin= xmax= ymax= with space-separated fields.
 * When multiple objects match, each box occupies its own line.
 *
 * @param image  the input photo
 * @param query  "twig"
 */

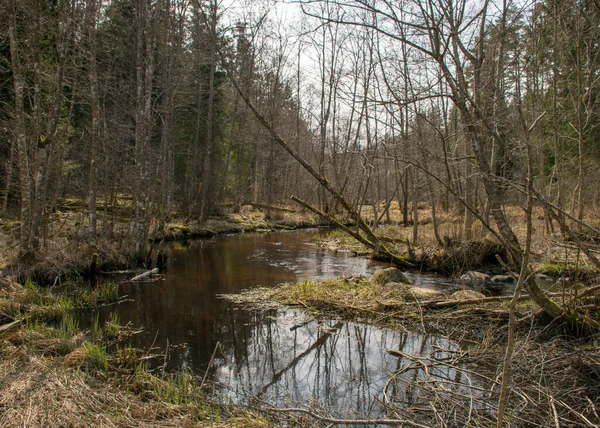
xmin=555 ymin=398 xmax=598 ymax=427
xmin=200 ymin=341 xmax=221 ymax=390
xmin=0 ymin=319 xmax=21 ymax=334
xmin=550 ymin=397 xmax=561 ymax=428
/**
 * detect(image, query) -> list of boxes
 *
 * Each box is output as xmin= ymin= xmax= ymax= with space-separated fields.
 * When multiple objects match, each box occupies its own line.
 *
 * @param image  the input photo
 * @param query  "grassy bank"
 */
xmin=318 ymin=203 xmax=600 ymax=281
xmin=0 ymin=276 xmax=270 ymax=427
xmin=0 ymin=202 xmax=322 ymax=284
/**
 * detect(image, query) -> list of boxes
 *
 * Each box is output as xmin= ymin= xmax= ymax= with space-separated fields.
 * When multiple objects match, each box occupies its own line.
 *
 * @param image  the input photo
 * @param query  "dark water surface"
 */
xmin=87 ymin=229 xmax=484 ymax=418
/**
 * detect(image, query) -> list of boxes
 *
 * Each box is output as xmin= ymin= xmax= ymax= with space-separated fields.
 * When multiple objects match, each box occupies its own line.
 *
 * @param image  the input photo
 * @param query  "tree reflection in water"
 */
xmin=80 ymin=230 xmax=485 ymax=419
xmin=210 ymin=307 xmax=477 ymax=420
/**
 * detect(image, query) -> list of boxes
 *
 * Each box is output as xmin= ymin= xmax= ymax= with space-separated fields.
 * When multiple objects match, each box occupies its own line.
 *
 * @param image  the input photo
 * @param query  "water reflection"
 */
xmin=106 ymin=230 xmax=382 ymax=373
xmin=84 ymin=229 xmax=484 ymax=418
xmin=213 ymin=307 xmax=463 ymax=419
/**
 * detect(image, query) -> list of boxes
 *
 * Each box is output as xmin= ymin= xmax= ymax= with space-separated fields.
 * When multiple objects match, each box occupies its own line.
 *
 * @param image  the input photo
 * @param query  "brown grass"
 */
xmin=320 ymin=201 xmax=600 ymax=279
xmin=224 ymin=273 xmax=600 ymax=427
xmin=0 ymin=277 xmax=267 ymax=427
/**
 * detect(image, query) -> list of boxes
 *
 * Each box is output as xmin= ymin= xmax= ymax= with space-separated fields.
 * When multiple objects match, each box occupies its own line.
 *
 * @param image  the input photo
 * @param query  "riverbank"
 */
xmin=0 ymin=276 xmax=269 ymax=427
xmin=224 ymin=268 xmax=600 ymax=427
xmin=317 ymin=204 xmax=600 ymax=282
xmin=0 ymin=203 xmax=323 ymax=284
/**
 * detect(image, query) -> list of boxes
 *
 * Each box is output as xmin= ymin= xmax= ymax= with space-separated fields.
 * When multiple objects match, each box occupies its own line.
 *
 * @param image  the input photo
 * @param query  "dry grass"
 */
xmin=0 ymin=342 xmax=220 ymax=427
xmin=319 ymin=202 xmax=600 ymax=279
xmin=275 ymin=276 xmax=391 ymax=313
xmin=0 ymin=277 xmax=267 ymax=427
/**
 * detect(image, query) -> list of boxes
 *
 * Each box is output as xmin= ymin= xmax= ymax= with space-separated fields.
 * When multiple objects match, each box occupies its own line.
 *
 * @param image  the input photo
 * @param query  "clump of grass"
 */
xmin=83 ymin=342 xmax=109 ymax=372
xmin=54 ymin=315 xmax=80 ymax=354
xmin=97 ymin=281 xmax=119 ymax=303
xmin=75 ymin=281 xmax=119 ymax=307
xmin=160 ymin=371 xmax=193 ymax=405
xmin=275 ymin=276 xmax=392 ymax=312
xmin=540 ymin=261 xmax=567 ymax=277
xmin=317 ymin=229 xmax=369 ymax=253
xmin=131 ymin=364 xmax=194 ymax=405
xmin=116 ymin=344 xmax=141 ymax=369
xmin=22 ymin=314 xmax=80 ymax=355
xmin=103 ymin=312 xmax=121 ymax=339
xmin=26 ymin=294 xmax=76 ymax=323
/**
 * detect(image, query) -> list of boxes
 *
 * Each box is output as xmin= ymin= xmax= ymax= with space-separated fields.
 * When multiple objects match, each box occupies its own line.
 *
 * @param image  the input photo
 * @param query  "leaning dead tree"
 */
xmin=230 ymin=0 xmax=599 ymax=329
xmin=229 ymin=77 xmax=412 ymax=268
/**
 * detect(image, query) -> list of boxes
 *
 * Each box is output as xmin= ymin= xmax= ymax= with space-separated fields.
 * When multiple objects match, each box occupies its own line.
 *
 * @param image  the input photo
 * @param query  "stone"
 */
xmin=370 ymin=267 xmax=411 ymax=286
xmin=452 ymin=289 xmax=486 ymax=300
xmin=385 ymin=282 xmax=443 ymax=300
xmin=460 ymin=271 xmax=490 ymax=286
xmin=490 ymin=274 xmax=516 ymax=283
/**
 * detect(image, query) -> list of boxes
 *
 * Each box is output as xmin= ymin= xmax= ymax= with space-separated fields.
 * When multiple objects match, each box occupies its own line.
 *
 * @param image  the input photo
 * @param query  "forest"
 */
xmin=0 ymin=0 xmax=600 ymax=426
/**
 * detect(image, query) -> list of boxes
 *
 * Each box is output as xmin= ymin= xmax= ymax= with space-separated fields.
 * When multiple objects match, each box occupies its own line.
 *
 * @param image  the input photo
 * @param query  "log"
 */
xmin=250 ymin=202 xmax=297 ymax=213
xmin=408 ymin=287 xmax=599 ymax=309
xmin=128 ymin=268 xmax=159 ymax=282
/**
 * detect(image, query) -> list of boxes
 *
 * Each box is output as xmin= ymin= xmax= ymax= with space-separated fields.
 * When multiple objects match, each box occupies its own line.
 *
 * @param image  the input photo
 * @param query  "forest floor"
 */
xmin=0 ymin=200 xmax=599 ymax=426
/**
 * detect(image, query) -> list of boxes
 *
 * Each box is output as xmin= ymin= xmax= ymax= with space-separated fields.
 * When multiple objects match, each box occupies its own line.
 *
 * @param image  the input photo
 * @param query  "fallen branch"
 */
xmin=250 ymin=202 xmax=296 ymax=213
xmin=291 ymin=196 xmax=413 ymax=267
xmin=408 ymin=287 xmax=600 ymax=309
xmin=264 ymin=407 xmax=429 ymax=427
xmin=127 ymin=268 xmax=159 ymax=282
xmin=230 ymin=76 xmax=408 ymax=266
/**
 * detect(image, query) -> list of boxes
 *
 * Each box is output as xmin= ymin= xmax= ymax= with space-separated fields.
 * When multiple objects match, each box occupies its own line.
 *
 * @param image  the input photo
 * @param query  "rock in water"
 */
xmin=460 ymin=271 xmax=490 ymax=286
xmin=534 ymin=273 xmax=554 ymax=287
xmin=490 ymin=274 xmax=515 ymax=283
xmin=370 ymin=267 xmax=411 ymax=286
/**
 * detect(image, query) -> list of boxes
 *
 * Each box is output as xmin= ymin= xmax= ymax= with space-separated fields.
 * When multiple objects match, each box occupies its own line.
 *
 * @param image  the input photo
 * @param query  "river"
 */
xmin=86 ymin=229 xmax=486 ymax=419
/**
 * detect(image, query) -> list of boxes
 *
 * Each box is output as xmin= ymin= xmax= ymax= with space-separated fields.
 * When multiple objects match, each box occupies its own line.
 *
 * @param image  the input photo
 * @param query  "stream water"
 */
xmin=85 ymin=229 xmax=490 ymax=419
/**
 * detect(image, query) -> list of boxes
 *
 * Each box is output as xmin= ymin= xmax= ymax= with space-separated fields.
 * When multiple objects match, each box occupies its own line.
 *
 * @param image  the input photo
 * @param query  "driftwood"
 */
xmin=101 ymin=269 xmax=144 ymax=275
xmin=400 ymin=287 xmax=600 ymax=309
xmin=128 ymin=268 xmax=159 ymax=282
xmin=0 ymin=319 xmax=21 ymax=334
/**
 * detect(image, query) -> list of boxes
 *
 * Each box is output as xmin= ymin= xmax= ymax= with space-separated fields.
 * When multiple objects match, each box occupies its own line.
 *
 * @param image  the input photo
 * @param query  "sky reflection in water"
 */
xmin=91 ymin=229 xmax=481 ymax=418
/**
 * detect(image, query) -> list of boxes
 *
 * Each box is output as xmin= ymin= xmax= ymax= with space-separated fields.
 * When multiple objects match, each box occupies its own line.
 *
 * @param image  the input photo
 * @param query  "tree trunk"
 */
xmin=7 ymin=0 xmax=32 ymax=256
xmin=87 ymin=0 xmax=100 ymax=247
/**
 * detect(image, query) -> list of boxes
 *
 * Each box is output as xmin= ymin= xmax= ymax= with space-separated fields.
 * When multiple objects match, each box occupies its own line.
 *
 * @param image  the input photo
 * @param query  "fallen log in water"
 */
xmin=127 ymin=268 xmax=159 ymax=282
